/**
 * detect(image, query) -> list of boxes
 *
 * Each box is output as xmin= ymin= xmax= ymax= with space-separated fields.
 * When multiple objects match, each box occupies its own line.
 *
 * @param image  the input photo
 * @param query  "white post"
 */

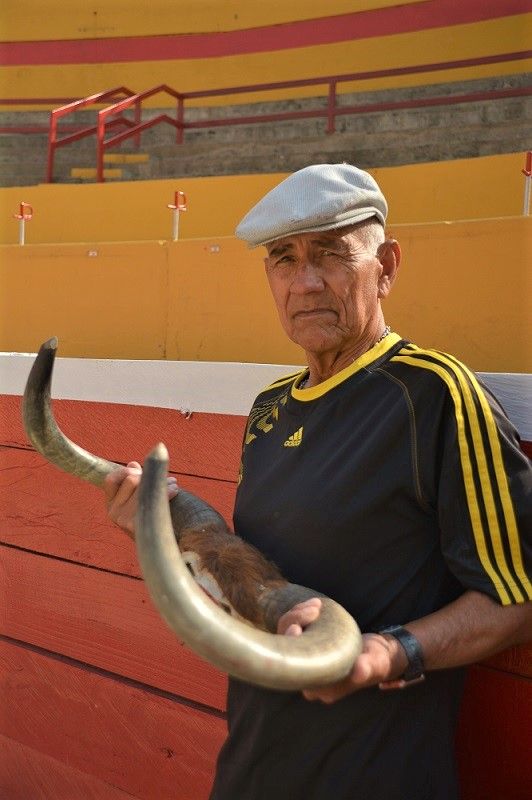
xmin=172 ymin=209 xmax=179 ymax=242
xmin=167 ymin=191 xmax=187 ymax=241
xmin=523 ymin=152 xmax=531 ymax=217
xmin=13 ymin=202 xmax=33 ymax=246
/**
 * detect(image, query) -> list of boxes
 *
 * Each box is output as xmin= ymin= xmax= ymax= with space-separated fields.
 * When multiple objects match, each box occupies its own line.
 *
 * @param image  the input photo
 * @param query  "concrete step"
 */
xmin=70 ymin=167 xmax=123 ymax=180
xmin=0 ymin=72 xmax=529 ymax=186
xmin=103 ymin=153 xmax=150 ymax=164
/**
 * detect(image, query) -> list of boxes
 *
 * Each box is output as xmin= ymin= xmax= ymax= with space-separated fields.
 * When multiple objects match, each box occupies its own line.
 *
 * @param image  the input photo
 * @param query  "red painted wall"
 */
xmin=1 ymin=393 xmax=531 ymax=798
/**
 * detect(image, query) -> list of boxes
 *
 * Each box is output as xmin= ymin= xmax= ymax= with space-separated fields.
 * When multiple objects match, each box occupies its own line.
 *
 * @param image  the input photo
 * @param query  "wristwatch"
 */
xmin=379 ymin=625 xmax=425 ymax=683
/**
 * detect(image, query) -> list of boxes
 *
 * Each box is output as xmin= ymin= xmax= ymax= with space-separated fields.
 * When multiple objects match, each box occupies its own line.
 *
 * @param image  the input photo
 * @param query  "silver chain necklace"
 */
xmin=374 ymin=324 xmax=391 ymax=345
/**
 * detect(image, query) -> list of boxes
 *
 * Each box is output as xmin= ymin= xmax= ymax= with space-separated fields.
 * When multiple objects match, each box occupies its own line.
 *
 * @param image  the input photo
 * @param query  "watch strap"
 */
xmin=379 ymin=625 xmax=425 ymax=683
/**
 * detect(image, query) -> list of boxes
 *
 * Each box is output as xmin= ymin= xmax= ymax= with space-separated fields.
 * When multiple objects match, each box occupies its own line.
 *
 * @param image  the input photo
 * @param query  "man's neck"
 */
xmin=304 ymin=325 xmax=390 ymax=388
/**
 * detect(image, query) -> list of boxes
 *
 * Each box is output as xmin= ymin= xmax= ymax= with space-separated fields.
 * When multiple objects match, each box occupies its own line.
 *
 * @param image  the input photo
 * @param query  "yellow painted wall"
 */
xmin=1 ymin=16 xmax=530 ymax=106
xmin=0 ymin=154 xmax=528 ymax=246
xmin=4 ymin=1 xmax=420 ymax=39
xmin=1 ymin=217 xmax=530 ymax=372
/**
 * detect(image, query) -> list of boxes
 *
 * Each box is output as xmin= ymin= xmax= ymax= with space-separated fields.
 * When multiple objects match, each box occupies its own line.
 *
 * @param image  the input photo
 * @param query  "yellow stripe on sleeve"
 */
xmin=394 ymin=352 xmax=514 ymax=605
xmin=442 ymin=353 xmax=532 ymax=600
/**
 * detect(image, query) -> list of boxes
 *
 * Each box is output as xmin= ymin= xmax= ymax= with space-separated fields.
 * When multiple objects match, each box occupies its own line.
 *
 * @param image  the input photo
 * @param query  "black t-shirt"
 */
xmin=211 ymin=334 xmax=532 ymax=800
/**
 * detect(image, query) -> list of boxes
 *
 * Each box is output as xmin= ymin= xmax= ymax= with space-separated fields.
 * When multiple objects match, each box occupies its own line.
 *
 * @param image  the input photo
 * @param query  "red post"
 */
xmin=327 ymin=81 xmax=337 ymax=135
xmin=177 ymin=97 xmax=184 ymax=144
xmin=46 ymin=111 xmax=58 ymax=183
xmin=97 ymin=113 xmax=105 ymax=183
xmin=134 ymin=97 xmax=141 ymax=149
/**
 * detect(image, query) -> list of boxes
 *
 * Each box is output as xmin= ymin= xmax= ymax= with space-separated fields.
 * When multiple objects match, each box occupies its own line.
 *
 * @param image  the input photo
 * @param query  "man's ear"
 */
xmin=376 ymin=239 xmax=401 ymax=299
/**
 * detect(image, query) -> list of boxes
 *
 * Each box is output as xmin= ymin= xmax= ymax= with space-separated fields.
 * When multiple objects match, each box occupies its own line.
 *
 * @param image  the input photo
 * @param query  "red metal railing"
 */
xmin=98 ymin=51 xmax=532 ymax=182
xmin=176 ymin=50 xmax=532 ymax=138
xmin=95 ymin=85 xmax=181 ymax=182
xmin=4 ymin=49 xmax=530 ymax=183
xmin=45 ymin=87 xmax=137 ymax=182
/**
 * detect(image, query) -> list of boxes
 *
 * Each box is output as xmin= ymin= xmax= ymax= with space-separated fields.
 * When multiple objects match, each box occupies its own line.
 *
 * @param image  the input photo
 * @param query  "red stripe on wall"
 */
xmin=1 ymin=0 xmax=530 ymax=66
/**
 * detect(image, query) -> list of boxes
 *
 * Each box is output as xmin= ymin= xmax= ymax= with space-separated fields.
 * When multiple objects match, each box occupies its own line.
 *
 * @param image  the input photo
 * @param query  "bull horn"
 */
xmin=137 ymin=443 xmax=362 ymax=690
xmin=22 ymin=338 xmax=362 ymax=690
xmin=22 ymin=337 xmax=233 ymax=533
xmin=22 ymin=337 xmax=119 ymax=487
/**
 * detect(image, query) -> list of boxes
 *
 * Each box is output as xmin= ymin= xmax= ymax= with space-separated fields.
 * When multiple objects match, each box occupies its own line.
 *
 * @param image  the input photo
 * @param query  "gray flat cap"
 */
xmin=236 ymin=163 xmax=387 ymax=247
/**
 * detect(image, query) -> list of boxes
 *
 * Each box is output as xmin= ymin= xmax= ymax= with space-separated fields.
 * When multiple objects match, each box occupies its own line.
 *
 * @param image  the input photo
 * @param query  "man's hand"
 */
xmin=279 ymin=592 xmax=532 ymax=703
xmin=278 ymin=598 xmax=407 ymax=703
xmin=103 ymin=461 xmax=179 ymax=538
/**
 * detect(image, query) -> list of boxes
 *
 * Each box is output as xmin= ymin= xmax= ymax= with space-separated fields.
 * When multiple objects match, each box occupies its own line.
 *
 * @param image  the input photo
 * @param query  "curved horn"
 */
xmin=22 ymin=338 xmax=233 ymax=533
xmin=22 ymin=337 xmax=119 ymax=487
xmin=22 ymin=338 xmax=362 ymax=690
xmin=136 ymin=443 xmax=362 ymax=691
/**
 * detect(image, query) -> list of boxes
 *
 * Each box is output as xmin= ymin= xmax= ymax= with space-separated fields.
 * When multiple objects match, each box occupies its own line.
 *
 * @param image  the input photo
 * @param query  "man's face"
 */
xmin=264 ymin=226 xmax=387 ymax=357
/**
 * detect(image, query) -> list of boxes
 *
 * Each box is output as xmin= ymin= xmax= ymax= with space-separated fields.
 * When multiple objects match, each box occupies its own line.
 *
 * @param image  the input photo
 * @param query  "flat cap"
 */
xmin=236 ymin=163 xmax=387 ymax=247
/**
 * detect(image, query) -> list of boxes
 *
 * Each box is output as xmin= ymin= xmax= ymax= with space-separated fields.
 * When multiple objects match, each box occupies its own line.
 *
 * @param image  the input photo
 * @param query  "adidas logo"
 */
xmin=284 ymin=427 xmax=303 ymax=447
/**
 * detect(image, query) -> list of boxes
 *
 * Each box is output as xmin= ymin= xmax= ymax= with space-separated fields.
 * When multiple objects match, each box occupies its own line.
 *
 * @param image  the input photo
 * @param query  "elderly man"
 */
xmin=105 ymin=164 xmax=532 ymax=800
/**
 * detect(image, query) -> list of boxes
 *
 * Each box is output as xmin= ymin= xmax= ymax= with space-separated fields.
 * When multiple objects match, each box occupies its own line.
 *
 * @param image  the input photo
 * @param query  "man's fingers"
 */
xmin=167 ymin=476 xmax=179 ymax=498
xmin=104 ymin=465 xmax=137 ymax=501
xmin=285 ymin=623 xmax=303 ymax=637
xmin=277 ymin=597 xmax=322 ymax=635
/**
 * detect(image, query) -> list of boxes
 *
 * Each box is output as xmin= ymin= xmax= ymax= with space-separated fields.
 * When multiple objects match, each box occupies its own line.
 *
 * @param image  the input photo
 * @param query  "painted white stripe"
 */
xmin=1 ymin=353 xmax=530 ymax=438
xmin=0 ymin=352 xmax=301 ymax=418
xmin=479 ymin=373 xmax=532 ymax=442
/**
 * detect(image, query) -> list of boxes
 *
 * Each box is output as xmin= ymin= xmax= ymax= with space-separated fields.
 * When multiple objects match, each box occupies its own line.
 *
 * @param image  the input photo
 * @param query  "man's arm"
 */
xmin=279 ymin=592 xmax=532 ymax=703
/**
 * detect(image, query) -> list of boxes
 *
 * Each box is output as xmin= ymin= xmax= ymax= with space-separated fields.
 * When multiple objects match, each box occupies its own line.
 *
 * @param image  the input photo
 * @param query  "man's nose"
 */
xmin=290 ymin=261 xmax=325 ymax=293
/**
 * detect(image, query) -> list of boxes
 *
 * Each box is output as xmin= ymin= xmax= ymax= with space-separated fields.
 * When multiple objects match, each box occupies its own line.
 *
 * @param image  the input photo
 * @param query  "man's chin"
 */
xmin=288 ymin=330 xmax=341 ymax=356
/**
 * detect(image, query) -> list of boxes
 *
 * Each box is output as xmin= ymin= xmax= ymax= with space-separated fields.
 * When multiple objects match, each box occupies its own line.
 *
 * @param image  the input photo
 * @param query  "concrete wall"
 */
xmin=1 ymin=216 xmax=530 ymax=373
xmin=1 ymin=2 xmax=529 ymax=105
xmin=0 ymin=153 xmax=528 ymax=243
xmin=2 ymin=3 xmax=529 ymax=187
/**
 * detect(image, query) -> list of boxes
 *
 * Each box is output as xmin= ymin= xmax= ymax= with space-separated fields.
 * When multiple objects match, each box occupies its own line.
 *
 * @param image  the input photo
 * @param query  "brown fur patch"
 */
xmin=179 ymin=528 xmax=285 ymax=627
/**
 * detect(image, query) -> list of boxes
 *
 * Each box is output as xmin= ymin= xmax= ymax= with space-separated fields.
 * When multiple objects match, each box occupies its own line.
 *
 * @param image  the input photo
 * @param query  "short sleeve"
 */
xmin=437 ymin=372 xmax=532 ymax=606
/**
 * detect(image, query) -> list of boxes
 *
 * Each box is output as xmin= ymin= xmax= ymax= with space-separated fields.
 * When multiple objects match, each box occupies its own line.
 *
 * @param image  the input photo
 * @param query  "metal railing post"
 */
xmin=177 ymin=96 xmax=184 ymax=144
xmin=46 ymin=111 xmax=57 ymax=182
xmin=97 ymin=113 xmax=105 ymax=183
xmin=327 ymin=80 xmax=337 ymax=134
xmin=134 ymin=98 xmax=141 ymax=149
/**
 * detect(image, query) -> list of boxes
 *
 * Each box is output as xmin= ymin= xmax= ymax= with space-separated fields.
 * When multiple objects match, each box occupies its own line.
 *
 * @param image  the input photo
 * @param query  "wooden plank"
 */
xmin=0 ymin=544 xmax=227 ymax=711
xmin=0 ymin=733 xmax=140 ymax=800
xmin=457 ymin=665 xmax=532 ymax=800
xmin=0 ymin=638 xmax=226 ymax=800
xmin=0 ymin=447 xmax=237 ymax=575
xmin=0 ymin=394 xmax=246 ymax=482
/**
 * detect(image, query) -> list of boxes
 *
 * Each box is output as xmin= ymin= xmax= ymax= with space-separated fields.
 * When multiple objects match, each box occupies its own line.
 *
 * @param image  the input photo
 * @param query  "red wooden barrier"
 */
xmin=1 ymin=544 xmax=227 ymax=710
xmin=1 ymin=385 xmax=530 ymax=798
xmin=457 ymin=666 xmax=532 ymax=800
xmin=0 ymin=639 xmax=226 ymax=800
xmin=1 ymin=392 xmax=238 ymax=798
xmin=0 ymin=734 xmax=137 ymax=800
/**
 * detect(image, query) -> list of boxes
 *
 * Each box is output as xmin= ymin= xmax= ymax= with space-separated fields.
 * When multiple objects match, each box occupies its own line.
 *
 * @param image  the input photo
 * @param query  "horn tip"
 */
xmin=42 ymin=336 xmax=58 ymax=352
xmin=149 ymin=442 xmax=169 ymax=463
